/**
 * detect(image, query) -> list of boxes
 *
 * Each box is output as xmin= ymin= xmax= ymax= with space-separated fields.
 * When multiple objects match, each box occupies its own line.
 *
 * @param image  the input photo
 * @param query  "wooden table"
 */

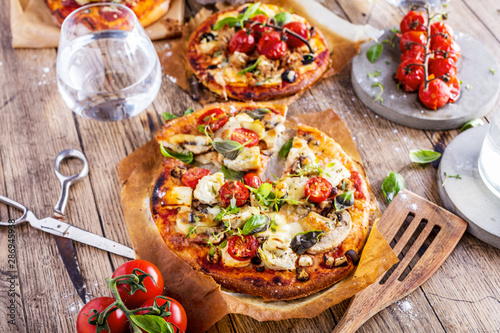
xmin=1 ymin=0 xmax=499 ymax=332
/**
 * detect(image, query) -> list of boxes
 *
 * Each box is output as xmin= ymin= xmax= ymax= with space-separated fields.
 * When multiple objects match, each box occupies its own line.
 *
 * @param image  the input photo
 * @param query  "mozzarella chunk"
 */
xmin=240 ymin=121 xmax=265 ymax=137
xmin=175 ymin=207 xmax=193 ymax=234
xmin=284 ymin=176 xmax=308 ymax=201
xmin=197 ymin=40 xmax=218 ymax=54
xmin=221 ymin=246 xmax=251 ymax=268
xmin=261 ymin=123 xmax=285 ymax=152
xmin=221 ymin=206 xmax=261 ymax=229
xmin=193 ymin=172 xmax=225 ymax=205
xmin=284 ymin=138 xmax=317 ymax=174
xmin=223 ymin=146 xmax=261 ymax=171
xmin=216 ymin=113 xmax=255 ymax=140
xmin=277 ymin=221 xmax=305 ymax=237
xmin=161 ymin=187 xmax=192 ymax=206
xmin=259 ymin=234 xmax=298 ymax=270
xmin=299 ymin=255 xmax=313 ymax=267
xmin=322 ymin=160 xmax=351 ymax=188
xmin=162 ymin=134 xmax=211 ymax=155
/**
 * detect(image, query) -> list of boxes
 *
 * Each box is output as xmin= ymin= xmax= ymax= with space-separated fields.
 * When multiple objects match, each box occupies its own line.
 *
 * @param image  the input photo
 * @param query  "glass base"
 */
xmin=478 ymin=160 xmax=500 ymax=199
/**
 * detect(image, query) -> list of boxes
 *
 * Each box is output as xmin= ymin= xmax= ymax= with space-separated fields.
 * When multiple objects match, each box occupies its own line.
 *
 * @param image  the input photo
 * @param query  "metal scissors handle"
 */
xmin=0 ymin=195 xmax=34 ymax=226
xmin=54 ymin=149 xmax=89 ymax=216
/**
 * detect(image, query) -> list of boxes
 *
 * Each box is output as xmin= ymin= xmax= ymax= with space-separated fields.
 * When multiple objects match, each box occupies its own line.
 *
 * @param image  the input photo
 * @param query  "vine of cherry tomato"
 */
xmin=138 ymin=297 xmax=188 ymax=333
xmin=400 ymin=10 xmax=427 ymax=34
xmin=76 ymin=297 xmax=128 ymax=333
xmin=229 ymin=29 xmax=256 ymax=55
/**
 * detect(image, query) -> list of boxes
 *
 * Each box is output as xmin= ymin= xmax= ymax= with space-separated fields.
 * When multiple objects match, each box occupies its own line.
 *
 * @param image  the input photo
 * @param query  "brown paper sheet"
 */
xmin=118 ymin=108 xmax=398 ymax=332
xmin=10 ymin=0 xmax=185 ymax=48
xmin=159 ymin=0 xmax=382 ymax=105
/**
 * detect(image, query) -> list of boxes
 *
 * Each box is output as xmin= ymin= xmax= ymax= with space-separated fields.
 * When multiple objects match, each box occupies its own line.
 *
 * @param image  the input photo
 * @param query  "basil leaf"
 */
xmin=160 ymin=145 xmax=193 ymax=164
xmin=273 ymin=12 xmax=293 ymax=26
xmin=213 ymin=140 xmax=245 ymax=160
xmin=213 ymin=16 xmax=239 ymax=30
xmin=278 ymin=138 xmax=293 ymax=160
xmin=238 ymin=57 xmax=261 ymax=75
xmin=409 ymin=149 xmax=442 ymax=164
xmin=459 ymin=118 xmax=484 ymax=132
xmin=221 ymin=165 xmax=245 ymax=180
xmin=242 ymin=2 xmax=261 ymax=22
xmin=334 ymin=190 xmax=355 ymax=211
xmin=381 ymin=171 xmax=405 ymax=203
xmin=162 ymin=112 xmax=177 ymax=121
xmin=242 ymin=215 xmax=269 ymax=235
xmin=291 ymin=230 xmax=324 ymax=255
xmin=184 ymin=107 xmax=194 ymax=116
xmin=244 ymin=108 xmax=270 ymax=120
xmin=366 ymin=43 xmax=383 ymax=63
xmin=257 ymin=183 xmax=273 ymax=198
xmin=130 ymin=315 xmax=174 ymax=333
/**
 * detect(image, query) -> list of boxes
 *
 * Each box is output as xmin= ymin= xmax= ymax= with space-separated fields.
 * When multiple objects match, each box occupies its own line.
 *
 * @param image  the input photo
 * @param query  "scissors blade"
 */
xmin=37 ymin=217 xmax=136 ymax=259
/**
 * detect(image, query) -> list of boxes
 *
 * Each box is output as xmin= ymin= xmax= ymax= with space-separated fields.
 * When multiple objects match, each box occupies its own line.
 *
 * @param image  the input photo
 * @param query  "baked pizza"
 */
xmin=186 ymin=3 xmax=330 ymax=100
xmin=151 ymin=103 xmax=373 ymax=301
xmin=44 ymin=0 xmax=170 ymax=28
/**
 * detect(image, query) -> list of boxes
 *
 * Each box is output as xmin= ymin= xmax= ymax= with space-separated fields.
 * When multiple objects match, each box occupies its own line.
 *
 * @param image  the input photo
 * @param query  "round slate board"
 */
xmin=352 ymin=29 xmax=500 ymax=130
xmin=437 ymin=125 xmax=500 ymax=249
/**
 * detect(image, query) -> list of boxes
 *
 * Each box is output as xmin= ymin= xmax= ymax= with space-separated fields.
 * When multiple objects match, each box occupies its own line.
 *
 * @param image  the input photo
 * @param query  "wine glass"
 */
xmin=56 ymin=3 xmax=161 ymax=121
xmin=478 ymin=109 xmax=500 ymax=198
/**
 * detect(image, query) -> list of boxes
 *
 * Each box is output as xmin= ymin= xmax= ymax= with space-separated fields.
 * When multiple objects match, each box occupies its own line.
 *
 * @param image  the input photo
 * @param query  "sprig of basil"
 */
xmin=381 ymin=171 xmax=405 ymax=203
xmin=162 ymin=112 xmax=177 ymax=121
xmin=291 ymin=230 xmax=324 ymax=255
xmin=160 ymin=145 xmax=193 ymax=164
xmin=213 ymin=2 xmax=262 ymax=30
xmin=244 ymin=108 xmax=270 ymax=120
xmin=213 ymin=17 xmax=239 ymax=30
xmin=459 ymin=118 xmax=484 ymax=132
xmin=409 ymin=149 xmax=442 ymax=164
xmin=130 ymin=315 xmax=174 ymax=333
xmin=273 ymin=12 xmax=293 ymax=26
xmin=184 ymin=107 xmax=194 ymax=116
xmin=221 ymin=165 xmax=245 ymax=181
xmin=212 ymin=140 xmax=246 ymax=160
xmin=242 ymin=215 xmax=269 ymax=235
xmin=238 ymin=58 xmax=262 ymax=75
xmin=278 ymin=138 xmax=293 ymax=160
xmin=366 ymin=43 xmax=383 ymax=63
xmin=334 ymin=190 xmax=355 ymax=211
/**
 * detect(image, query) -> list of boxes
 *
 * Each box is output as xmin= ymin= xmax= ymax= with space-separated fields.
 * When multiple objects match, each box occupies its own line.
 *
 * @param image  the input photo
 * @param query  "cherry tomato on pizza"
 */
xmin=199 ymin=108 xmax=228 ymax=132
xmin=112 ymin=260 xmax=164 ymax=309
xmin=400 ymin=10 xmax=428 ymax=34
xmin=401 ymin=46 xmax=426 ymax=63
xmin=76 ymin=297 xmax=128 ymax=333
xmin=395 ymin=59 xmax=425 ymax=92
xmin=219 ymin=180 xmax=250 ymax=207
xmin=243 ymin=172 xmax=262 ymax=188
xmin=305 ymin=177 xmax=332 ymax=203
xmin=283 ymin=21 xmax=310 ymax=49
xmin=430 ymin=21 xmax=454 ymax=40
xmin=138 ymin=297 xmax=188 ymax=333
xmin=447 ymin=76 xmax=461 ymax=103
xmin=229 ymin=29 xmax=256 ymax=54
xmin=231 ymin=128 xmax=259 ymax=147
xmin=181 ymin=168 xmax=211 ymax=189
xmin=257 ymin=32 xmax=287 ymax=60
xmin=428 ymin=57 xmax=457 ymax=78
xmin=245 ymin=14 xmax=273 ymax=39
xmin=227 ymin=234 xmax=259 ymax=260
xmin=431 ymin=36 xmax=461 ymax=62
xmin=418 ymin=77 xmax=451 ymax=110
xmin=400 ymin=31 xmax=427 ymax=52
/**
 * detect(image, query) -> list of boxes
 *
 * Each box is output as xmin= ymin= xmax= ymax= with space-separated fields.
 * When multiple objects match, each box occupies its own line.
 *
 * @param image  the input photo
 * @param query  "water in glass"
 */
xmin=478 ymin=110 xmax=500 ymax=198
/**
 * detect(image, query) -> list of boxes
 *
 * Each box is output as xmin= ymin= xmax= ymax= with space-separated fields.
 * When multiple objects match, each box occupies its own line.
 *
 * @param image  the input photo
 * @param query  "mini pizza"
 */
xmin=151 ymin=104 xmax=373 ymax=301
xmin=186 ymin=3 xmax=330 ymax=100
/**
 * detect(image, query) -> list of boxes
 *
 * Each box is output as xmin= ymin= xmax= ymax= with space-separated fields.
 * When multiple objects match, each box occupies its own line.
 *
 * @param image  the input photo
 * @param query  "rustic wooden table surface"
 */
xmin=1 ymin=0 xmax=500 ymax=332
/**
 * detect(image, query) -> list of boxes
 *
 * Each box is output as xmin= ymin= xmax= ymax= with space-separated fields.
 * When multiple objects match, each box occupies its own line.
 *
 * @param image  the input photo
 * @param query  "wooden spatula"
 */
xmin=333 ymin=189 xmax=467 ymax=333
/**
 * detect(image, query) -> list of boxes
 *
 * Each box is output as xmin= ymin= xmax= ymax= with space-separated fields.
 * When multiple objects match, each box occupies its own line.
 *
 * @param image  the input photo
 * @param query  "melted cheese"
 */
xmin=161 ymin=187 xmax=192 ymax=206
xmin=258 ymin=234 xmax=298 ymax=270
xmin=322 ymin=160 xmax=351 ymax=188
xmin=221 ymin=246 xmax=251 ymax=268
xmin=197 ymin=40 xmax=218 ymax=54
xmin=297 ymin=62 xmax=318 ymax=74
xmin=221 ymin=206 xmax=260 ymax=229
xmin=163 ymin=134 xmax=211 ymax=155
xmin=193 ymin=172 xmax=225 ymax=205
xmin=284 ymin=138 xmax=317 ymax=174
xmin=223 ymin=146 xmax=261 ymax=171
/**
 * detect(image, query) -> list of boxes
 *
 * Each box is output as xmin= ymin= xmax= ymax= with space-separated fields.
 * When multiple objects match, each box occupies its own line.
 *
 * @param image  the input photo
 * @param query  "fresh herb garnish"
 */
xmin=242 ymin=215 xmax=269 ymax=235
xmin=238 ymin=57 xmax=262 ymax=75
xmin=160 ymin=145 xmax=194 ymax=164
xmin=213 ymin=2 xmax=262 ymax=30
xmin=442 ymin=172 xmax=462 ymax=187
xmin=162 ymin=112 xmax=177 ymax=121
xmin=409 ymin=149 xmax=442 ymax=164
xmin=372 ymin=82 xmax=384 ymax=103
xmin=130 ymin=315 xmax=174 ymax=333
xmin=244 ymin=108 xmax=270 ymax=120
xmin=273 ymin=12 xmax=293 ymax=26
xmin=184 ymin=107 xmax=194 ymax=115
xmin=490 ymin=67 xmax=495 ymax=75
xmin=212 ymin=140 xmax=247 ymax=160
xmin=269 ymin=217 xmax=278 ymax=232
xmin=366 ymin=43 xmax=383 ymax=63
xmin=367 ymin=70 xmax=382 ymax=77
xmin=278 ymin=138 xmax=293 ymax=160
xmin=221 ymin=165 xmax=245 ymax=181
xmin=185 ymin=225 xmax=198 ymax=238
xmin=215 ymin=198 xmax=240 ymax=221
xmin=459 ymin=118 xmax=484 ymax=132
xmin=381 ymin=171 xmax=405 ymax=203
xmin=334 ymin=190 xmax=355 ymax=211
xmin=291 ymin=230 xmax=324 ymax=255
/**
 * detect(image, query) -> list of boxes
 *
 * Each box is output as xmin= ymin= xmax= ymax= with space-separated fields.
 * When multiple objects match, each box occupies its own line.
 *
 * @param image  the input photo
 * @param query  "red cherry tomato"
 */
xmin=76 ymin=297 xmax=128 ymax=333
xmin=401 ymin=46 xmax=426 ymax=63
xmin=305 ymin=177 xmax=332 ymax=203
xmin=418 ymin=78 xmax=451 ymax=110
xmin=428 ymin=57 xmax=457 ymax=78
xmin=137 ymin=297 xmax=188 ymax=333
xmin=283 ymin=21 xmax=310 ymax=49
xmin=400 ymin=31 xmax=427 ymax=52
xmin=227 ymin=234 xmax=259 ymax=260
xmin=400 ymin=10 xmax=428 ymax=34
xmin=245 ymin=14 xmax=273 ymax=39
xmin=198 ymin=108 xmax=229 ymax=132
xmin=219 ymin=180 xmax=250 ymax=207
xmin=112 ymin=260 xmax=164 ymax=309
xmin=430 ymin=21 xmax=454 ymax=40
xmin=257 ymin=32 xmax=287 ymax=60
xmin=181 ymin=168 xmax=211 ymax=189
xmin=243 ymin=172 xmax=262 ymax=188
xmin=431 ymin=36 xmax=461 ymax=62
xmin=231 ymin=128 xmax=259 ymax=147
xmin=447 ymin=76 xmax=461 ymax=103
xmin=395 ymin=59 xmax=425 ymax=92
xmin=229 ymin=29 xmax=256 ymax=54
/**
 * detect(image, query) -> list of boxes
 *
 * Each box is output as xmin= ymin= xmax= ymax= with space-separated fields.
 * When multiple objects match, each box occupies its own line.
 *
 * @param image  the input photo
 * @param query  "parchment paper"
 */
xmin=118 ymin=109 xmax=398 ymax=332
xmin=10 ymin=0 xmax=185 ymax=48
xmin=159 ymin=0 xmax=383 ymax=104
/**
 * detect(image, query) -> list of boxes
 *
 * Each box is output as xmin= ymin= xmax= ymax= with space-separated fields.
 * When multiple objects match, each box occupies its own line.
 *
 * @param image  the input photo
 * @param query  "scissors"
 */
xmin=0 ymin=149 xmax=135 ymax=303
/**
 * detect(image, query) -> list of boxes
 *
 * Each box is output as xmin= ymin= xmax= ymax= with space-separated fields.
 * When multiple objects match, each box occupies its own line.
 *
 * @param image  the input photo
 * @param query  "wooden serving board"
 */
xmin=333 ymin=189 xmax=468 ymax=333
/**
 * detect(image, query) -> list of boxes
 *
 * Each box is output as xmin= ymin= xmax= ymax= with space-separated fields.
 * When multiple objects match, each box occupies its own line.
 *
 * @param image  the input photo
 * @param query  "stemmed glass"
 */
xmin=478 ymin=109 xmax=500 ymax=198
xmin=56 ymin=3 xmax=161 ymax=121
